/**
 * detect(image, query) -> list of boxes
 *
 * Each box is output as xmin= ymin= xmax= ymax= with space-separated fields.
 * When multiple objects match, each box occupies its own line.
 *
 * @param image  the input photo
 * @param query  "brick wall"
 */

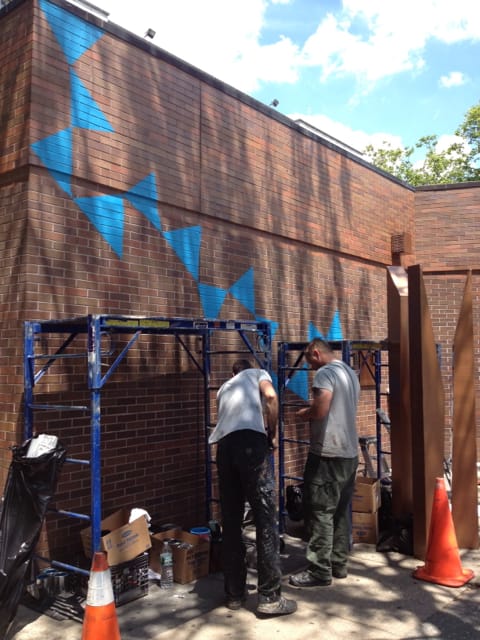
xmin=0 ymin=0 xmax=478 ymax=561
xmin=415 ymin=186 xmax=480 ymax=455
xmin=0 ymin=0 xmax=32 ymax=463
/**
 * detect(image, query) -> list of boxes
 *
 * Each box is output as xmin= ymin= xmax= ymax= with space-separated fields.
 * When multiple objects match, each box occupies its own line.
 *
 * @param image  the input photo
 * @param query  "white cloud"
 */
xmin=99 ymin=0 xmax=270 ymax=92
xmin=94 ymin=0 xmax=479 ymax=153
xmin=439 ymin=71 xmax=468 ymax=88
xmin=300 ymin=1 xmax=479 ymax=94
xmin=301 ymin=9 xmax=426 ymax=88
xmin=435 ymin=133 xmax=468 ymax=153
xmin=235 ymin=37 xmax=301 ymax=91
xmin=287 ymin=112 xmax=403 ymax=154
xmin=97 ymin=1 xmax=480 ymax=96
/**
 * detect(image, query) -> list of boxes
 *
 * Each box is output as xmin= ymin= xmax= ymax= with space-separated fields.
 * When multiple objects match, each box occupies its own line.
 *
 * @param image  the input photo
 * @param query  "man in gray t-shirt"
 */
xmin=289 ymin=338 xmax=360 ymax=588
xmin=309 ymin=359 xmax=360 ymax=458
xmin=212 ymin=359 xmax=296 ymax=617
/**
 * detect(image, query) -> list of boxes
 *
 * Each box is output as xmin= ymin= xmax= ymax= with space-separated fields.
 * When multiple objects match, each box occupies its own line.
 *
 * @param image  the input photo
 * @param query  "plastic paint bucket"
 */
xmin=190 ymin=526 xmax=211 ymax=541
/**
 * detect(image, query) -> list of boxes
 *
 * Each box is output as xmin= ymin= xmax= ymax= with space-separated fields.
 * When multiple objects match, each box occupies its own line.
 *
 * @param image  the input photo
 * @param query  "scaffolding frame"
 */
xmin=24 ymin=314 xmax=272 ymax=572
xmin=277 ymin=339 xmax=389 ymax=532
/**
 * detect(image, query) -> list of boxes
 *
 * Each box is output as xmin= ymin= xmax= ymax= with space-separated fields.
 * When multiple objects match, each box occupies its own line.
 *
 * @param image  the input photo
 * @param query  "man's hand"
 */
xmin=296 ymin=406 xmax=311 ymax=420
xmin=296 ymin=388 xmax=332 ymax=421
xmin=266 ymin=429 xmax=275 ymax=450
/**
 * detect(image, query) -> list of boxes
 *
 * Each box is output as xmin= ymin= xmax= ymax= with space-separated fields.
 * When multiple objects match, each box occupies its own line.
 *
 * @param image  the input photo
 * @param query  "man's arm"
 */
xmin=296 ymin=387 xmax=332 ymax=420
xmin=259 ymin=379 xmax=279 ymax=442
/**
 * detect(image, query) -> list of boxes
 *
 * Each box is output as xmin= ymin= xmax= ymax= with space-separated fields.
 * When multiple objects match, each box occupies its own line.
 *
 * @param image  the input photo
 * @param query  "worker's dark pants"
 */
xmin=302 ymin=453 xmax=358 ymax=580
xmin=216 ymin=430 xmax=282 ymax=600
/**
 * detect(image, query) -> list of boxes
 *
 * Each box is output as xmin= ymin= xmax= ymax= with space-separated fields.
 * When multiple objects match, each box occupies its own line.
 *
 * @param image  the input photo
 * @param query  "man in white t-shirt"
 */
xmin=289 ymin=338 xmax=360 ymax=588
xmin=210 ymin=359 xmax=296 ymax=617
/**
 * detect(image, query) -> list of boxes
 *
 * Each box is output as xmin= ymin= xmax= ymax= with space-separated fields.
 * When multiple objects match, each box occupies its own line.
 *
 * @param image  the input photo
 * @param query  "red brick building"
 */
xmin=0 ymin=0 xmax=478 ymax=562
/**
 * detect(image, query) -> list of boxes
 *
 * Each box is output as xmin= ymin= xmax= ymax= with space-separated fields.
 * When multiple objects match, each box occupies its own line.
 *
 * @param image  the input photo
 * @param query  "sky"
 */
xmin=93 ymin=0 xmax=480 ymax=156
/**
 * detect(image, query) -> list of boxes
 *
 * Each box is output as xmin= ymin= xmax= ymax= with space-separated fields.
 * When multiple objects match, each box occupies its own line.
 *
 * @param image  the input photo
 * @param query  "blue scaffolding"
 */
xmin=23 ymin=314 xmax=272 ymax=574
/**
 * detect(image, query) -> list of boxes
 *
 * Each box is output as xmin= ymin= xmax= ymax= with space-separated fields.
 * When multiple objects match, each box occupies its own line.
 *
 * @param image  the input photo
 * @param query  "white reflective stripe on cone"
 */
xmin=86 ymin=569 xmax=115 ymax=606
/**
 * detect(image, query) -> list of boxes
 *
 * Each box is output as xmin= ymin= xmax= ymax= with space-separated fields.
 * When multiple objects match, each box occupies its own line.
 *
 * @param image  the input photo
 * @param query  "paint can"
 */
xmin=189 ymin=526 xmax=211 ymax=542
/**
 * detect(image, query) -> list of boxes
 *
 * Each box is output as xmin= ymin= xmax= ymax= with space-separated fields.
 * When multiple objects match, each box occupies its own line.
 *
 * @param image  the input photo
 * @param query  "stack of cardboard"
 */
xmin=351 ymin=476 xmax=381 ymax=544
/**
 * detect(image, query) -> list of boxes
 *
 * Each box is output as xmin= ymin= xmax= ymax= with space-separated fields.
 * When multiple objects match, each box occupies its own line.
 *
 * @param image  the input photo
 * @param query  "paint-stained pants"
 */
xmin=302 ymin=453 xmax=358 ymax=580
xmin=216 ymin=430 xmax=282 ymax=600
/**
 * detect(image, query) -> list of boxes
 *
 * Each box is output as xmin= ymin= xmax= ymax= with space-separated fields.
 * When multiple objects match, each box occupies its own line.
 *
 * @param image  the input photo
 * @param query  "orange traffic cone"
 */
xmin=81 ymin=551 xmax=121 ymax=640
xmin=413 ymin=477 xmax=474 ymax=587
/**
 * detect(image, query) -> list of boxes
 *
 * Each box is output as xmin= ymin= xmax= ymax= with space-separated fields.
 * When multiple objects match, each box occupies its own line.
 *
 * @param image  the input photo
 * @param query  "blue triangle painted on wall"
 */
xmin=327 ymin=310 xmax=343 ymax=340
xmin=163 ymin=226 xmax=202 ymax=280
xmin=197 ymin=283 xmax=227 ymax=318
xmin=229 ymin=267 xmax=255 ymax=314
xmin=308 ymin=313 xmax=343 ymax=343
xmin=74 ymin=194 xmax=124 ymax=258
xmin=124 ymin=173 xmax=161 ymax=231
xmin=70 ymin=69 xmax=114 ymax=132
xmin=286 ymin=365 xmax=309 ymax=402
xmin=31 ymin=128 xmax=73 ymax=196
xmin=308 ymin=322 xmax=324 ymax=342
xmin=39 ymin=0 xmax=105 ymax=65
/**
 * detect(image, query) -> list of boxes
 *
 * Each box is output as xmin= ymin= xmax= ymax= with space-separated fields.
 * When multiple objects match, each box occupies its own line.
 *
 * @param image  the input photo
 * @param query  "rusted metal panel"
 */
xmin=452 ymin=271 xmax=479 ymax=549
xmin=387 ymin=266 xmax=413 ymax=518
xmin=408 ymin=264 xmax=445 ymax=560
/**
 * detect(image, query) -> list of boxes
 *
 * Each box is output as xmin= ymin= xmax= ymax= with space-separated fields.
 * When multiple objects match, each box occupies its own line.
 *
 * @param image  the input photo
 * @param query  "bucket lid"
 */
xmin=190 ymin=527 xmax=210 ymax=535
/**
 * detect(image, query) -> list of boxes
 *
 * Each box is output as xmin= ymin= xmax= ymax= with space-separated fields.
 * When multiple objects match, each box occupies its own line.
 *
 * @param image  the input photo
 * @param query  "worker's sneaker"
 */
xmin=289 ymin=570 xmax=332 ymax=587
xmin=257 ymin=595 xmax=297 ymax=616
xmin=225 ymin=594 xmax=247 ymax=610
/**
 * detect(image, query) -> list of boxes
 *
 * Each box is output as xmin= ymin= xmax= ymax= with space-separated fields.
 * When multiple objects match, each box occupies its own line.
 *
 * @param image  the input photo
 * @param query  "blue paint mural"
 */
xmin=33 ymin=0 xmax=345 ymax=399
xmin=162 ymin=226 xmax=202 ymax=281
xmin=197 ymin=283 xmax=228 ymax=319
xmin=309 ymin=312 xmax=344 ymax=342
xmin=229 ymin=268 xmax=255 ymax=315
xmin=39 ymin=0 xmax=104 ymax=65
xmin=74 ymin=194 xmax=124 ymax=259
xmin=70 ymin=69 xmax=114 ymax=132
xmin=124 ymin=174 xmax=161 ymax=231
xmin=31 ymin=128 xmax=73 ymax=195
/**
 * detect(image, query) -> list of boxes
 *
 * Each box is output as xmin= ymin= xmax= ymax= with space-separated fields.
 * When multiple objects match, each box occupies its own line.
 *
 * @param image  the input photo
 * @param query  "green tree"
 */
xmin=363 ymin=102 xmax=480 ymax=186
xmin=455 ymin=102 xmax=480 ymax=180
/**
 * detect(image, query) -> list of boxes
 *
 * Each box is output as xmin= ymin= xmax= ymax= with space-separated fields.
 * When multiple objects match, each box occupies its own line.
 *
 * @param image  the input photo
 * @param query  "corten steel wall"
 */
xmin=0 ymin=0 xmax=418 ymax=560
xmin=415 ymin=185 xmax=480 ymax=456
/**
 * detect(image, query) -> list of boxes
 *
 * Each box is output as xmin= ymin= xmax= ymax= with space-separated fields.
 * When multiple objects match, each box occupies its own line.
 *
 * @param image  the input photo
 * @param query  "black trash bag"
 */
xmin=0 ymin=436 xmax=66 ymax=638
xmin=378 ymin=483 xmax=393 ymax=533
xmin=286 ymin=483 xmax=304 ymax=521
xmin=376 ymin=513 xmax=414 ymax=556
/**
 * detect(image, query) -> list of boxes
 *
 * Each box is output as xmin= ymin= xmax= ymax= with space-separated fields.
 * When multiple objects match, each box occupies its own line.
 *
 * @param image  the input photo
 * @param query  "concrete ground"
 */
xmin=6 ymin=531 xmax=480 ymax=640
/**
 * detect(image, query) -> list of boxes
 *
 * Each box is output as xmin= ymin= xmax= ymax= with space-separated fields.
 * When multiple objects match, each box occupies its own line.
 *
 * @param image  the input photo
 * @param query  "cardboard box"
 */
xmin=80 ymin=508 xmax=151 ymax=566
xmin=149 ymin=528 xmax=210 ymax=584
xmin=352 ymin=476 xmax=381 ymax=513
xmin=352 ymin=510 xmax=378 ymax=544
